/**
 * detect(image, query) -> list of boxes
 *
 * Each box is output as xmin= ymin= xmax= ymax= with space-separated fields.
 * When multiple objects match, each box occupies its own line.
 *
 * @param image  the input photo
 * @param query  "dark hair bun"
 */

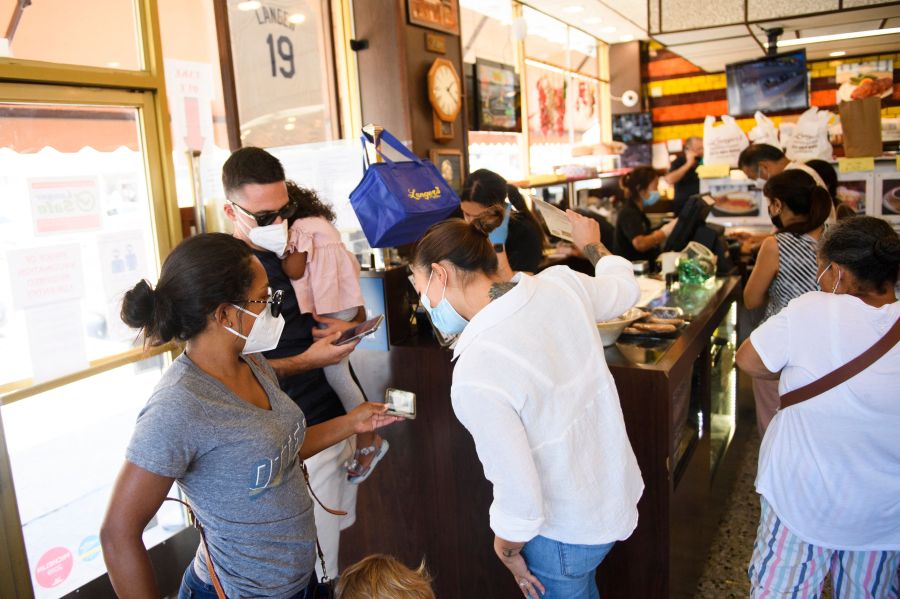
xmin=121 ymin=279 xmax=156 ymax=330
xmin=470 ymin=204 xmax=505 ymax=237
xmin=874 ymin=236 xmax=900 ymax=265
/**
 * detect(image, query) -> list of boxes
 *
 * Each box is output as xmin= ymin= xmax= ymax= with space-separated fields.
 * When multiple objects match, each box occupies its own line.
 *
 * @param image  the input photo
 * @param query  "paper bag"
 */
xmin=838 ymin=97 xmax=883 ymax=158
xmin=703 ymin=115 xmax=749 ymax=167
xmin=748 ymin=111 xmax=780 ymax=148
xmin=784 ymin=107 xmax=833 ymax=162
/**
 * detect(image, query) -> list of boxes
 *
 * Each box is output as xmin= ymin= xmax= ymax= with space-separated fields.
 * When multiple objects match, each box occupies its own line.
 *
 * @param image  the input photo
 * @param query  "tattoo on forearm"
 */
xmin=583 ymin=242 xmax=611 ymax=266
xmin=502 ymin=548 xmax=520 ymax=558
xmin=489 ymin=282 xmax=516 ymax=301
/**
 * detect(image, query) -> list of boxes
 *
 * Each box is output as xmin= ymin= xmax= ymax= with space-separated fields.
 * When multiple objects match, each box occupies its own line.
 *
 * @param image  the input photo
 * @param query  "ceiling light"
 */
xmin=237 ymin=1 xmax=261 ymax=11
xmin=288 ymin=13 xmax=306 ymax=24
xmin=620 ymin=34 xmax=634 ymax=42
xmin=284 ymin=123 xmax=296 ymax=131
xmin=777 ymin=27 xmax=900 ymax=48
xmin=107 ymin=61 xmax=121 ymax=68
xmin=601 ymin=26 xmax=616 ymax=34
xmin=563 ymin=5 xmax=584 ymax=13
xmin=829 ymin=50 xmax=847 ymax=57
xmin=585 ymin=17 xmax=603 ymax=25
xmin=288 ymin=116 xmax=297 ymax=123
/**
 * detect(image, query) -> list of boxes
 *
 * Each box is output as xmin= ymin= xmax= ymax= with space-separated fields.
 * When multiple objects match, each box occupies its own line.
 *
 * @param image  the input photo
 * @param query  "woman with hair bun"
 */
xmin=737 ymin=216 xmax=900 ymax=598
xmin=101 ymin=233 xmax=399 ymax=599
xmin=613 ymin=166 xmax=677 ymax=263
xmin=743 ymin=169 xmax=834 ymax=433
xmin=459 ymin=168 xmax=546 ymax=278
xmin=410 ymin=210 xmax=644 ymax=598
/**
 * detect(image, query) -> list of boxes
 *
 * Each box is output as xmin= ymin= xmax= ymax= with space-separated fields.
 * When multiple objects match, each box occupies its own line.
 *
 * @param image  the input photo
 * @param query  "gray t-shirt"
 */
xmin=126 ymin=353 xmax=316 ymax=599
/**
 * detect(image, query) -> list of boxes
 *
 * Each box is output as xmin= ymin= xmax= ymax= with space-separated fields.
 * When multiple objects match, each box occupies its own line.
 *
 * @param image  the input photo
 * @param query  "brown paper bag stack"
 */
xmin=838 ymin=96 xmax=882 ymax=157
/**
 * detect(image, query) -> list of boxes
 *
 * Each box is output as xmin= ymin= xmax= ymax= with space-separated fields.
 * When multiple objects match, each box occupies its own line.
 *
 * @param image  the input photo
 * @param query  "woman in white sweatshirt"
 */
xmin=410 ymin=208 xmax=644 ymax=599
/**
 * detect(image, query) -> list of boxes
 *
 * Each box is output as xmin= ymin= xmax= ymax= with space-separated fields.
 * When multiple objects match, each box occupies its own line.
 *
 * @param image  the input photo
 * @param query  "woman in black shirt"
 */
xmin=614 ymin=166 xmax=675 ymax=263
xmin=459 ymin=169 xmax=546 ymax=277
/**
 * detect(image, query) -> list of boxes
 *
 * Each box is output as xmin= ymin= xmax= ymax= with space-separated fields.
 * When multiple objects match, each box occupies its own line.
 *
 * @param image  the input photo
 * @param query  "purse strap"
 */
xmin=164 ymin=497 xmax=227 ymax=599
xmin=780 ymin=316 xmax=900 ymax=409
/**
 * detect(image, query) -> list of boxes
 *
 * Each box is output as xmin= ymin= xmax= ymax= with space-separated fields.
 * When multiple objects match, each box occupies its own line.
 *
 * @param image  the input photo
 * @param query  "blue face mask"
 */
xmin=421 ymin=270 xmax=469 ymax=335
xmin=643 ymin=191 xmax=660 ymax=207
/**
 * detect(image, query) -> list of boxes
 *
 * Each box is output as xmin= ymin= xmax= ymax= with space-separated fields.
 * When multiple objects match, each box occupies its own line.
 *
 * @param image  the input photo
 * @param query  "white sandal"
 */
xmin=346 ymin=439 xmax=390 ymax=484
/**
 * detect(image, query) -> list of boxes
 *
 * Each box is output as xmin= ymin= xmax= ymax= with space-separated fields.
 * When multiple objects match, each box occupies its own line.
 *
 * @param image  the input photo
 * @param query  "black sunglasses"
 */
xmin=230 ymin=198 xmax=298 ymax=227
xmin=239 ymin=288 xmax=284 ymax=318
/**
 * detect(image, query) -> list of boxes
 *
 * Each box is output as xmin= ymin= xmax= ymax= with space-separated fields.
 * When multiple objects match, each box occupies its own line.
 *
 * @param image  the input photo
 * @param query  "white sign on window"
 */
xmin=29 ymin=178 xmax=102 ymax=235
xmin=7 ymin=244 xmax=85 ymax=310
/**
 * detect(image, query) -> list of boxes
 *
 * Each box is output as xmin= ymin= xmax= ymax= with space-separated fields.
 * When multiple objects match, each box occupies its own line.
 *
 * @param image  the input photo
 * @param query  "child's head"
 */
xmin=336 ymin=554 xmax=435 ymax=599
xmin=286 ymin=180 xmax=336 ymax=223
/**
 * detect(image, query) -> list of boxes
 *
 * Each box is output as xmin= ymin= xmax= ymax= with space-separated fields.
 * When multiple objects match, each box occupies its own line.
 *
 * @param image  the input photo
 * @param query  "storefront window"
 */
xmin=157 ymin=0 xmax=233 ymax=230
xmin=522 ymin=6 xmax=567 ymax=69
xmin=1 ymin=355 xmax=186 ymax=598
xmin=0 ymin=101 xmax=160 ymax=391
xmin=569 ymin=29 xmax=598 ymax=78
xmin=226 ymin=0 xmax=340 ymax=148
xmin=0 ymin=0 xmax=142 ymax=70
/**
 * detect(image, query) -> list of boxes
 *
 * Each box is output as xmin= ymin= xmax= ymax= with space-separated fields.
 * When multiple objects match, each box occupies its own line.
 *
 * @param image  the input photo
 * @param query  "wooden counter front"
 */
xmin=342 ymin=276 xmax=742 ymax=598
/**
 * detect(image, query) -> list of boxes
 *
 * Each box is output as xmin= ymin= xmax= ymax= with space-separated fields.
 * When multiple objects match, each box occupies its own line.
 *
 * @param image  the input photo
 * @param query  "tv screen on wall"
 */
xmin=726 ymin=50 xmax=809 ymax=116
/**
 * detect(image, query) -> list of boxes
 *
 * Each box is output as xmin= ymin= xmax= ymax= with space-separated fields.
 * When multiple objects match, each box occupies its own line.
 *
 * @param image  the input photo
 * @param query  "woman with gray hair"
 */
xmin=736 ymin=216 xmax=900 ymax=598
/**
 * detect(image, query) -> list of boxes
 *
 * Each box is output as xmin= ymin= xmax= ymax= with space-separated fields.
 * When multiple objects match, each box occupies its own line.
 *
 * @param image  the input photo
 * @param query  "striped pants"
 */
xmin=749 ymin=497 xmax=900 ymax=598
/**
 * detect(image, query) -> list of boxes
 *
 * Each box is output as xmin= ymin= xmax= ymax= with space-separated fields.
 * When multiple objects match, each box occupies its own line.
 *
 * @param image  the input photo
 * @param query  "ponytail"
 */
xmin=505 ymin=184 xmax=547 ymax=245
xmin=764 ymin=170 xmax=832 ymax=235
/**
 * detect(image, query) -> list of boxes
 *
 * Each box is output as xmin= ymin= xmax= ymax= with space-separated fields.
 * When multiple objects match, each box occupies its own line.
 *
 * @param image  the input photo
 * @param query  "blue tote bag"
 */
xmin=349 ymin=129 xmax=460 ymax=248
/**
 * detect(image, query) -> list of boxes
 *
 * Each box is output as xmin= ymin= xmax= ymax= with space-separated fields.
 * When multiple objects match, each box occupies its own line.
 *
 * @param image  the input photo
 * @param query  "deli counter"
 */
xmin=343 ymin=267 xmax=747 ymax=598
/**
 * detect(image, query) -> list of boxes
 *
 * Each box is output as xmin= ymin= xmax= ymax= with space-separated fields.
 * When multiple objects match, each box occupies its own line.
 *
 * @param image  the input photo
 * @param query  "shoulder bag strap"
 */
xmin=164 ymin=497 xmax=227 ymax=599
xmin=780 ymin=316 xmax=900 ymax=409
xmin=244 ymin=355 xmax=349 ymax=518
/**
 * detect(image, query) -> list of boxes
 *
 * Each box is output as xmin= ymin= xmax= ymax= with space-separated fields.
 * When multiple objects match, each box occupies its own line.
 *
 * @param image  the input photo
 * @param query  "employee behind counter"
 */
xmin=614 ymin=166 xmax=678 ymax=265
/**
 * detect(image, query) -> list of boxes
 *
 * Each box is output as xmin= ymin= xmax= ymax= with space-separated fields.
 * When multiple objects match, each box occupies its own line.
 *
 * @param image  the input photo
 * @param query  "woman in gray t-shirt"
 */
xmin=101 ymin=233 xmax=398 ymax=599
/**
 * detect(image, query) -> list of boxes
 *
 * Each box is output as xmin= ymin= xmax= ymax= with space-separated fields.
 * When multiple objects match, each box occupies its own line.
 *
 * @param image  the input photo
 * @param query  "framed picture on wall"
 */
xmin=430 ymin=148 xmax=464 ymax=194
xmin=407 ymin=0 xmax=460 ymax=35
xmin=876 ymin=173 xmax=900 ymax=222
xmin=474 ymin=59 xmax=520 ymax=132
xmin=701 ymin=179 xmax=770 ymax=227
xmin=835 ymin=172 xmax=874 ymax=216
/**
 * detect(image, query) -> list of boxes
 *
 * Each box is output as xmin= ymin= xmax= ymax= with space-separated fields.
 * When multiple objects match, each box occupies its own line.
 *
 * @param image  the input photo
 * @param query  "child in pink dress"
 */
xmin=281 ymin=182 xmax=388 ymax=483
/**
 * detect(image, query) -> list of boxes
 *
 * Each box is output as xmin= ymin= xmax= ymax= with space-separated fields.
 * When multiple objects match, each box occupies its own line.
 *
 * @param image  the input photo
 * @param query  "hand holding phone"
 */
xmin=384 ymin=388 xmax=416 ymax=419
xmin=334 ymin=314 xmax=384 ymax=346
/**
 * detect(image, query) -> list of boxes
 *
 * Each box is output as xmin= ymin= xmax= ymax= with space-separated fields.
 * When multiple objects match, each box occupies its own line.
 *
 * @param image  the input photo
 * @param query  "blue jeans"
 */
xmin=178 ymin=562 xmax=316 ymax=599
xmin=521 ymin=535 xmax=615 ymax=599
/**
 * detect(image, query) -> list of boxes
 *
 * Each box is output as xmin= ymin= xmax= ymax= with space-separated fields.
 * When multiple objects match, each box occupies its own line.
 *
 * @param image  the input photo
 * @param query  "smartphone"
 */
xmin=334 ymin=314 xmax=384 ymax=346
xmin=384 ymin=388 xmax=416 ymax=419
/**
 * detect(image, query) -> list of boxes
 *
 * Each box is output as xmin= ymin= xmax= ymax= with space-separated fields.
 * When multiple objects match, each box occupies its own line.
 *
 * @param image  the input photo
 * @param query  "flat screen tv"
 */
xmin=726 ymin=50 xmax=809 ymax=116
xmin=612 ymin=112 xmax=653 ymax=143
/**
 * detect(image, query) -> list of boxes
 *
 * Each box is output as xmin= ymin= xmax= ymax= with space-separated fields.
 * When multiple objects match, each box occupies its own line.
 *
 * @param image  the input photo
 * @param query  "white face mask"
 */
xmin=816 ymin=262 xmax=842 ymax=294
xmin=225 ymin=304 xmax=285 ymax=354
xmin=235 ymin=211 xmax=289 ymax=257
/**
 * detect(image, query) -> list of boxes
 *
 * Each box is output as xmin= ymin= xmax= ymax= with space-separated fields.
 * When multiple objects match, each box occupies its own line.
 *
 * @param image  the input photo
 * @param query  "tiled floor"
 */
xmin=694 ymin=430 xmax=833 ymax=599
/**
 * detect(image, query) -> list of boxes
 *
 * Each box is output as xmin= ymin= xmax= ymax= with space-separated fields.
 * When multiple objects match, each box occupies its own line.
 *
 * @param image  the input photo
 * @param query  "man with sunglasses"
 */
xmin=223 ymin=147 xmax=365 ymax=578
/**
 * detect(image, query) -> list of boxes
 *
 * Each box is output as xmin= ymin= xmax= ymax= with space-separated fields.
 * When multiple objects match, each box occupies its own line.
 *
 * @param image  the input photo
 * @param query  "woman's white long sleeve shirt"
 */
xmin=450 ymin=256 xmax=644 ymax=544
